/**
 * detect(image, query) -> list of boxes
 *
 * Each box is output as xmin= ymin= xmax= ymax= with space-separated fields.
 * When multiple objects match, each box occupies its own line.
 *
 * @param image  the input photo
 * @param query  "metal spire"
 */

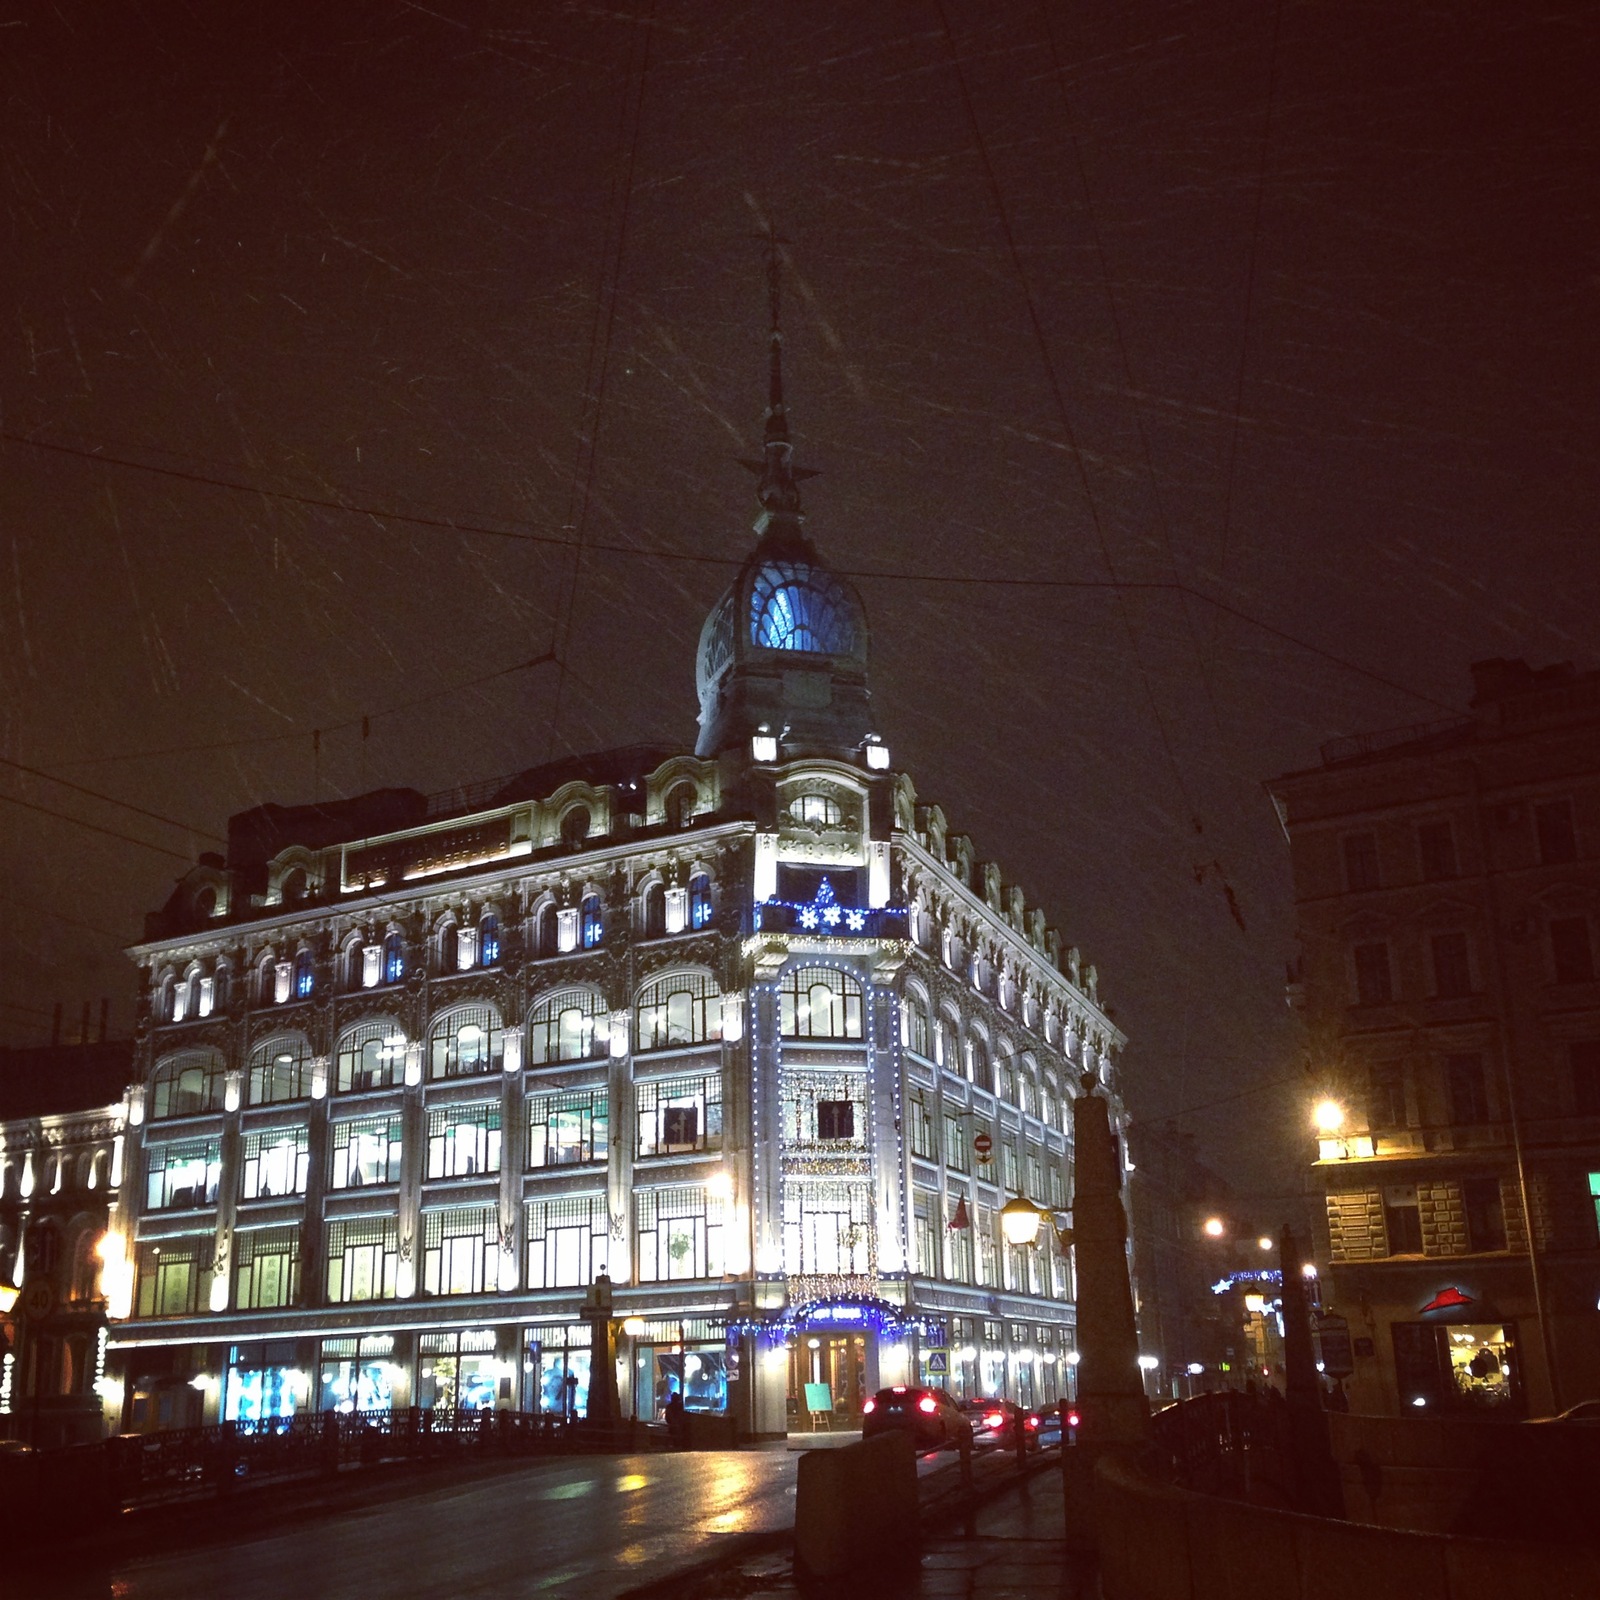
xmin=757 ymin=236 xmax=804 ymax=522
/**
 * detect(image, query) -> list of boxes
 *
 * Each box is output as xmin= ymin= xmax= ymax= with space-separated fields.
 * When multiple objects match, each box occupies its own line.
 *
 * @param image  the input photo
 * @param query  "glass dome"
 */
xmin=748 ymin=561 xmax=860 ymax=655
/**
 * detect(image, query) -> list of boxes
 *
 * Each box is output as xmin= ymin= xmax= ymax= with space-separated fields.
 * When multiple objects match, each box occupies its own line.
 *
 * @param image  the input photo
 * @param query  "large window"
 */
xmin=528 ymin=1090 xmax=608 ymax=1168
xmin=1342 ymin=832 xmax=1380 ymax=892
xmin=581 ymin=895 xmax=604 ymax=950
xmin=150 ymin=1051 xmax=227 ymax=1120
xmin=426 ymin=1103 xmax=501 ymax=1179
xmin=135 ymin=1237 xmax=211 ymax=1318
xmin=235 ymin=1227 xmax=299 ymax=1310
xmin=907 ymin=1093 xmax=935 ymax=1161
xmin=1384 ymin=1185 xmax=1423 ymax=1255
xmin=527 ymin=1194 xmax=611 ymax=1289
xmin=689 ymin=874 xmax=713 ymax=930
xmin=945 ymin=1199 xmax=974 ymax=1282
xmin=293 ymin=950 xmax=315 ymax=999
xmin=902 ymin=997 xmax=931 ymax=1059
xmin=1447 ymin=1053 xmax=1490 ymax=1125
xmin=913 ymin=1192 xmax=939 ymax=1276
xmin=326 ymin=1218 xmax=398 ymax=1303
xmin=479 ymin=915 xmax=501 ymax=966
xmin=331 ymin=1116 xmax=404 ymax=1189
xmin=1431 ymin=932 xmax=1473 ymax=998
xmin=241 ymin=1128 xmax=309 ymax=1200
xmin=944 ymin=1112 xmax=970 ymax=1173
xmin=779 ymin=966 xmax=864 ymax=1040
xmin=1551 ymin=917 xmax=1596 ymax=984
xmin=635 ymin=1186 xmax=725 ymax=1282
xmin=1536 ymin=800 xmax=1578 ymax=865
xmin=782 ymin=1181 xmax=871 ymax=1277
xmin=1463 ymin=1177 xmax=1507 ymax=1252
xmin=782 ymin=1073 xmax=865 ymax=1148
xmin=1417 ymin=821 xmax=1458 ymax=881
xmin=430 ymin=1006 xmax=504 ymax=1080
xmin=249 ymin=1037 xmax=314 ymax=1106
xmin=146 ymin=1140 xmax=221 ymax=1210
xmin=1368 ymin=1061 xmax=1407 ymax=1128
xmin=383 ymin=933 xmax=406 ymax=985
xmin=423 ymin=1207 xmax=502 ymax=1296
xmin=637 ymin=1074 xmax=722 ymax=1156
xmin=336 ymin=1024 xmax=408 ymax=1093
xmin=529 ymin=991 xmax=608 ymax=1065
xmin=635 ymin=972 xmax=721 ymax=1051
xmin=1353 ymin=942 xmax=1394 ymax=1006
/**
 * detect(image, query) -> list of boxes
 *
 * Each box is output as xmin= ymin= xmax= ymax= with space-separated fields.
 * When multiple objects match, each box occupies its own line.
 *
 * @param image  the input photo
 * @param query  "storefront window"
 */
xmin=418 ymin=1328 xmax=502 ymax=1412
xmin=627 ymin=1319 xmax=731 ymax=1420
xmin=1392 ymin=1319 xmax=1519 ymax=1411
xmin=318 ymin=1334 xmax=396 ymax=1413
xmin=524 ymin=1323 xmax=591 ymax=1418
xmin=224 ymin=1341 xmax=303 ymax=1426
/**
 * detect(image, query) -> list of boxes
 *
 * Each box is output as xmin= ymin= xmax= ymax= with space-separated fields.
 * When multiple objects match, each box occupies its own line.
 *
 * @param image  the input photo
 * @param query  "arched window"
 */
xmin=344 ymin=942 xmax=366 ymax=990
xmin=181 ymin=971 xmax=202 ymax=1021
xmin=281 ymin=867 xmax=308 ymax=904
xmin=479 ymin=915 xmax=500 ymax=967
xmin=689 ymin=874 xmax=713 ymax=931
xmin=749 ymin=561 xmax=858 ymax=654
xmin=635 ymin=972 xmax=722 ymax=1051
xmin=902 ymin=995 xmax=931 ymax=1058
xmin=383 ymin=932 xmax=406 ymax=985
xmin=438 ymin=923 xmax=458 ymax=974
xmin=641 ymin=882 xmax=666 ymax=940
xmin=663 ymin=782 xmax=696 ymax=829
xmin=430 ymin=1005 xmax=504 ymax=1080
xmin=788 ymin=793 xmax=842 ymax=828
xmin=995 ymin=1042 xmax=1018 ymax=1104
xmin=213 ymin=965 xmax=230 ymax=1015
xmin=150 ymin=1050 xmax=227 ymax=1119
xmin=581 ymin=895 xmax=604 ymax=950
xmin=561 ymin=806 xmax=591 ymax=848
xmin=336 ymin=1022 xmax=408 ymax=1093
xmin=249 ymin=1036 xmax=314 ymax=1105
xmin=530 ymin=904 xmax=556 ymax=959
xmin=293 ymin=950 xmax=315 ymax=999
xmin=935 ymin=1014 xmax=957 ymax=1072
xmin=779 ymin=966 xmax=864 ymax=1040
xmin=528 ymin=990 xmax=609 ymax=1066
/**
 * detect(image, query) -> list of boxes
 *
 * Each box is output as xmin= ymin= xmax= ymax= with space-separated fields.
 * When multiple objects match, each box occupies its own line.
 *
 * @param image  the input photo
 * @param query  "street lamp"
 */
xmin=1257 ymin=1237 xmax=1273 ymax=1252
xmin=1000 ymin=1197 xmax=1043 ymax=1247
xmin=0 ymin=1280 xmax=18 ymax=1316
xmin=1312 ymin=1100 xmax=1345 ymax=1135
xmin=1202 ymin=1217 xmax=1225 ymax=1239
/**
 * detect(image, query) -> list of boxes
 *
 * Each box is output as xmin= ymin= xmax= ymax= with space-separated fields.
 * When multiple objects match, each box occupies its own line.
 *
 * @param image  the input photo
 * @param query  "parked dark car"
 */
xmin=861 ymin=1386 xmax=973 ymax=1451
xmin=959 ymin=1397 xmax=1055 ymax=1450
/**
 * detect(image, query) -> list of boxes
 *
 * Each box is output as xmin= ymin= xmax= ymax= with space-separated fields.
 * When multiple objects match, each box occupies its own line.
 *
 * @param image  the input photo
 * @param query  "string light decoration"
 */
xmin=729 ymin=1294 xmax=946 ymax=1346
xmin=754 ymin=876 xmax=907 ymax=938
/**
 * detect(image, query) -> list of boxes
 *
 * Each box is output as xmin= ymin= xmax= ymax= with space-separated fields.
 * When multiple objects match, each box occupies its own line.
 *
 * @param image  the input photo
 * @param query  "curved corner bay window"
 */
xmin=135 ymin=1236 xmax=212 ymax=1317
xmin=423 ymin=1206 xmax=502 ymax=1296
xmin=426 ymin=1102 xmax=501 ymax=1179
xmin=146 ymin=1139 xmax=221 ymax=1210
xmin=293 ymin=950 xmax=315 ymax=999
xmin=635 ymin=972 xmax=722 ymax=1052
xmin=749 ymin=562 xmax=858 ymax=654
xmin=527 ymin=1194 xmax=610 ymax=1289
xmin=528 ymin=1089 xmax=608 ymax=1168
xmin=336 ymin=1024 xmax=407 ymax=1093
xmin=689 ymin=874 xmax=713 ymax=930
xmin=778 ymin=966 xmax=865 ymax=1040
xmin=637 ymin=1073 xmax=722 ymax=1156
xmin=430 ymin=1005 xmax=504 ymax=1080
xmin=635 ymin=1185 xmax=725 ymax=1283
xmin=150 ymin=1051 xmax=228 ymax=1119
xmin=326 ymin=1217 xmax=398 ymax=1303
xmin=529 ymin=990 xmax=609 ymax=1066
xmin=240 ymin=1127 xmax=309 ymax=1200
xmin=249 ymin=1037 xmax=314 ymax=1106
xmin=331 ymin=1116 xmax=404 ymax=1189
xmin=235 ymin=1227 xmax=300 ymax=1311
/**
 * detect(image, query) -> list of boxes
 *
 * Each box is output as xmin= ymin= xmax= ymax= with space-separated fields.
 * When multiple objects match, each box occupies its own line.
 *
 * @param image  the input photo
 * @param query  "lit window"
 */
xmin=581 ymin=895 xmax=604 ymax=950
xmin=331 ymin=1117 xmax=403 ymax=1188
xmin=749 ymin=561 xmax=857 ymax=654
xmin=149 ymin=1051 xmax=227 ymax=1119
xmin=635 ymin=972 xmax=722 ymax=1051
xmin=383 ymin=933 xmax=406 ymax=985
xmin=426 ymin=1103 xmax=501 ymax=1179
xmin=336 ymin=1026 xmax=407 ymax=1093
xmin=689 ymin=874 xmax=713 ymax=930
xmin=429 ymin=1006 xmax=503 ymax=1080
xmin=528 ymin=990 xmax=608 ymax=1065
xmin=778 ymin=966 xmax=864 ymax=1040
xmin=789 ymin=794 xmax=843 ymax=828
xmin=294 ymin=950 xmax=315 ymax=999
xmin=480 ymin=915 xmax=500 ymax=967
xmin=249 ymin=1038 xmax=314 ymax=1106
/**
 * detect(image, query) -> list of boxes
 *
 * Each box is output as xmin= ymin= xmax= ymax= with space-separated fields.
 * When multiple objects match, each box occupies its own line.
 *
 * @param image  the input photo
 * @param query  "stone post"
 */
xmin=1062 ymin=1085 xmax=1147 ymax=1550
xmin=580 ymin=1272 xmax=620 ymax=1428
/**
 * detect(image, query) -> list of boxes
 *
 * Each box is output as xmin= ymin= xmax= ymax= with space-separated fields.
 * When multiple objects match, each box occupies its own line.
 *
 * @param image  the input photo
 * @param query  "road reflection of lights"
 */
xmin=617 ymin=1544 xmax=652 ymax=1565
xmin=541 ymin=1480 xmax=597 ymax=1500
xmin=616 ymin=1474 xmax=649 ymax=1492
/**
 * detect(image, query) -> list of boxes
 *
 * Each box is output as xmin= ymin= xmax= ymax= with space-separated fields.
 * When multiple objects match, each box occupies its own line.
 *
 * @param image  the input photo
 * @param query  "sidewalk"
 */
xmin=639 ymin=1465 xmax=1098 ymax=1600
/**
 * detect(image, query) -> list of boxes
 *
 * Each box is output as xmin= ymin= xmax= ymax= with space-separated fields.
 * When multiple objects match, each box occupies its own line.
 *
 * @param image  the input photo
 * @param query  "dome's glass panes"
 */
xmin=749 ymin=563 xmax=856 ymax=654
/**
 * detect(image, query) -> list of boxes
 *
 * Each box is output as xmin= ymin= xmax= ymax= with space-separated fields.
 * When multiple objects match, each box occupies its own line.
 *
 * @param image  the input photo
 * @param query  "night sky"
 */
xmin=2 ymin=2 xmax=1595 ymax=1205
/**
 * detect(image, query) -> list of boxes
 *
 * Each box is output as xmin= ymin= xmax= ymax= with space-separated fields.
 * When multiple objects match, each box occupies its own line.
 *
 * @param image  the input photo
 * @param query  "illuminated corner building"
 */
xmin=104 ymin=278 xmax=1126 ymax=1439
xmin=1269 ymin=660 xmax=1600 ymax=1418
xmin=0 ymin=1038 xmax=131 ymax=1446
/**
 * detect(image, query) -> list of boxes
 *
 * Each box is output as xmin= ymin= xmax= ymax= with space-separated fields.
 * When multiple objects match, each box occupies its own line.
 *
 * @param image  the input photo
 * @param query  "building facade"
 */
xmin=1270 ymin=659 xmax=1600 ymax=1417
xmin=0 ymin=1040 xmax=130 ymax=1446
xmin=99 ymin=303 xmax=1127 ymax=1438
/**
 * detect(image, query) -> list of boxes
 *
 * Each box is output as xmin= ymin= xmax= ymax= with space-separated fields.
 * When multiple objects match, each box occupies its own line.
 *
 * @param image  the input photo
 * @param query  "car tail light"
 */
xmin=984 ymin=1412 xmax=1004 ymax=1428
xmin=1025 ymin=1414 xmax=1040 ymax=1430
xmin=891 ymin=1386 xmax=907 ymax=1394
xmin=1066 ymin=1410 xmax=1081 ymax=1429
xmin=863 ymin=1398 xmax=876 ymax=1414
xmin=917 ymin=1395 xmax=938 ymax=1415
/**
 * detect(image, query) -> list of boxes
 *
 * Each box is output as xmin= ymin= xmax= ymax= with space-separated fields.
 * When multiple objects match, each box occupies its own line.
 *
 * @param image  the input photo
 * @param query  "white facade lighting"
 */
xmin=1137 ymin=1355 xmax=1160 ymax=1372
xmin=721 ymin=992 xmax=744 ymax=1042
xmin=557 ymin=907 xmax=580 ymax=953
xmin=273 ymin=961 xmax=292 ymax=1004
xmin=502 ymin=1032 xmax=523 ymax=1074
xmin=864 ymin=741 xmax=890 ymax=770
xmin=198 ymin=976 xmax=215 ymax=1017
xmin=706 ymin=1168 xmax=735 ymax=1201
xmin=362 ymin=946 xmax=382 ymax=988
xmin=664 ymin=887 xmax=688 ymax=935
xmin=751 ymin=733 xmax=778 ymax=763
xmin=1313 ymin=1099 xmax=1345 ymax=1135
xmin=404 ymin=1042 xmax=423 ymax=1088
xmin=1187 ymin=1362 xmax=1204 ymax=1376
xmin=1203 ymin=1217 xmax=1225 ymax=1239
xmin=609 ymin=1012 xmax=629 ymax=1059
xmin=457 ymin=928 xmax=477 ymax=971
xmin=753 ymin=833 xmax=778 ymax=903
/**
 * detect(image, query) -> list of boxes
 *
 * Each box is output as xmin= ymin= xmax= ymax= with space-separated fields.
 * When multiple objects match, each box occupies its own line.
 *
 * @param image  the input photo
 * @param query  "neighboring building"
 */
xmin=0 ymin=1039 xmax=131 ymax=1446
xmin=1126 ymin=1122 xmax=1238 ymax=1398
xmin=101 ymin=288 xmax=1127 ymax=1438
xmin=1269 ymin=659 xmax=1600 ymax=1417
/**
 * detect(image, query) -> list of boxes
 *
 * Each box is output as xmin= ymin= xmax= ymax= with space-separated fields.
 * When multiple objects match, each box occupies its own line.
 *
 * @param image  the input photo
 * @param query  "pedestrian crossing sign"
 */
xmin=927 ymin=1351 xmax=948 ymax=1374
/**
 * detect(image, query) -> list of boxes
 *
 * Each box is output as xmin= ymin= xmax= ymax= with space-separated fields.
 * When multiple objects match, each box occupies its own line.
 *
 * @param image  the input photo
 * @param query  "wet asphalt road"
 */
xmin=18 ymin=1445 xmax=968 ymax=1600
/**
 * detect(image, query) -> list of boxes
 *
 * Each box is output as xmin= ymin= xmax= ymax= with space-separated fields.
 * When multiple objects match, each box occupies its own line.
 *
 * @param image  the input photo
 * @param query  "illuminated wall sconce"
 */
xmin=502 ymin=1032 xmax=523 ymax=1074
xmin=609 ymin=1013 xmax=629 ymax=1059
xmin=224 ymin=1073 xmax=242 ymax=1113
xmin=721 ymin=992 xmax=745 ymax=1042
xmin=664 ymin=887 xmax=688 ymax=935
xmin=404 ymin=1042 xmax=423 ymax=1087
xmin=362 ymin=946 xmax=382 ymax=988
xmin=864 ymin=740 xmax=890 ymax=771
xmin=273 ymin=961 xmax=292 ymax=1005
xmin=557 ymin=908 xmax=579 ymax=953
xmin=311 ymin=1056 xmax=329 ymax=1100
xmin=751 ymin=732 xmax=778 ymax=763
